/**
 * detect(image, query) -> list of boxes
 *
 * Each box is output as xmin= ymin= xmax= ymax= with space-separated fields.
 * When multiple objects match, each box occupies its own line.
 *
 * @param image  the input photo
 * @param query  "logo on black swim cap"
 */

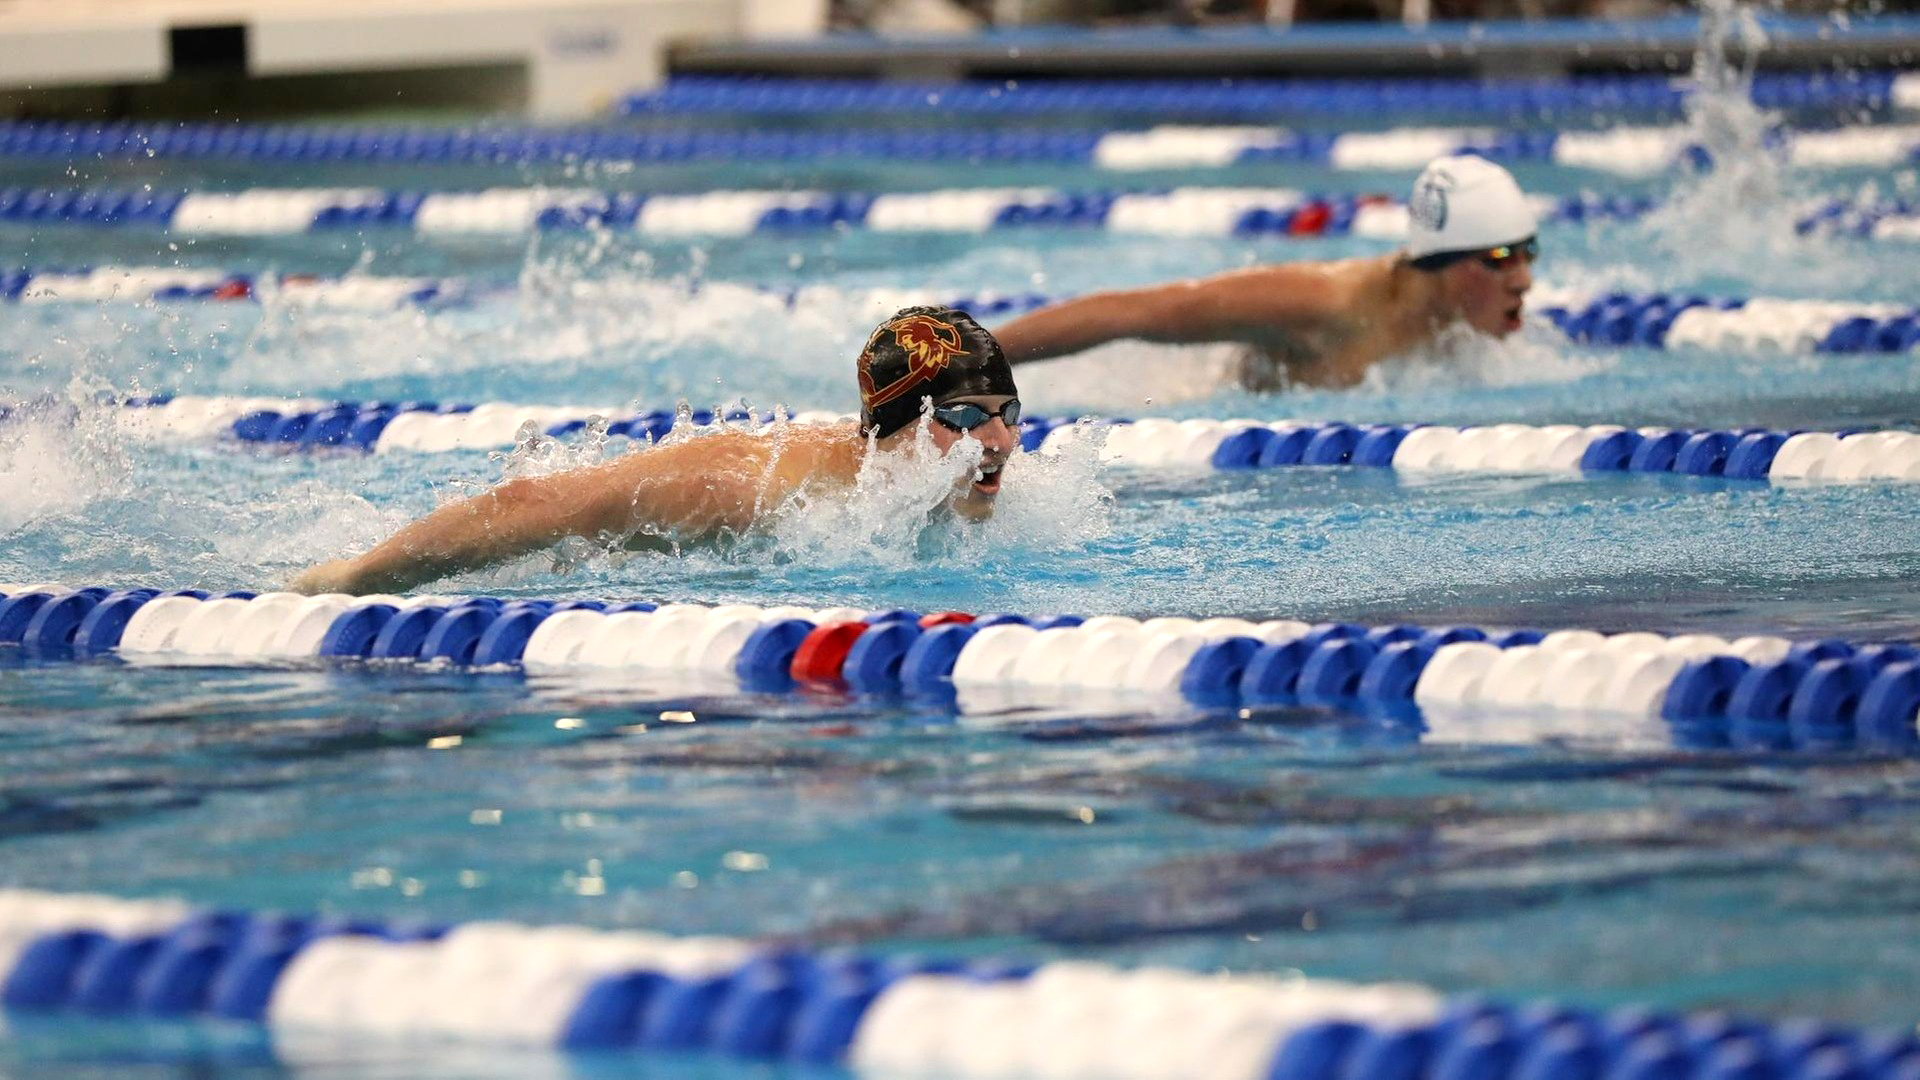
xmin=1409 ymin=168 xmax=1450 ymax=233
xmin=857 ymin=306 xmax=1017 ymax=438
xmin=861 ymin=313 xmax=966 ymax=410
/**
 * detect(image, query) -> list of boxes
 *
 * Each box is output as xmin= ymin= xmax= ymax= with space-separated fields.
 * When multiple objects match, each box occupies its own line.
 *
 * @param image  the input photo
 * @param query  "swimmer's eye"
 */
xmin=1478 ymin=236 xmax=1540 ymax=270
xmin=932 ymin=399 xmax=1021 ymax=432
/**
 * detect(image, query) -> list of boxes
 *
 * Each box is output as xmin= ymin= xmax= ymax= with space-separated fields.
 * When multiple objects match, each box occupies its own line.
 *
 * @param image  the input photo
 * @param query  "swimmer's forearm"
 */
xmin=319 ymin=489 xmax=559 ymax=593
xmin=995 ymin=285 xmax=1227 ymax=363
xmin=994 ymin=296 xmax=1135 ymax=364
xmin=302 ymin=474 xmax=635 ymax=595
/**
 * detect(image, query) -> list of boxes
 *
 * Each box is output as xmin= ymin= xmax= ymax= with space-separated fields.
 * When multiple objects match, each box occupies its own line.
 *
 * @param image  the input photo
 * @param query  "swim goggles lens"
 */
xmin=1479 ymin=236 xmax=1539 ymax=269
xmin=932 ymin=399 xmax=1021 ymax=431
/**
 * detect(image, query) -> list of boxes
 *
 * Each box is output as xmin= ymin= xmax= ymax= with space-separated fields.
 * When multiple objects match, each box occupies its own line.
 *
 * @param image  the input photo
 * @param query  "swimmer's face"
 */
xmin=1442 ymin=239 xmax=1536 ymax=338
xmin=878 ymin=394 xmax=1019 ymax=521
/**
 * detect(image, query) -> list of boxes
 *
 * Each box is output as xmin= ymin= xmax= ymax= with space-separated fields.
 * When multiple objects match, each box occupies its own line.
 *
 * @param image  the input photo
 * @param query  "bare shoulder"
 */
xmin=1214 ymin=259 xmax=1367 ymax=301
xmin=545 ymin=421 xmax=864 ymax=538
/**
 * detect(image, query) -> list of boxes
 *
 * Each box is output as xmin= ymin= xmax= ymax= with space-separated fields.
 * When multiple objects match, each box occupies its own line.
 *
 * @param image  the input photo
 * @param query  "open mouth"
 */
xmin=1504 ymin=303 xmax=1525 ymax=330
xmin=971 ymin=463 xmax=1003 ymax=495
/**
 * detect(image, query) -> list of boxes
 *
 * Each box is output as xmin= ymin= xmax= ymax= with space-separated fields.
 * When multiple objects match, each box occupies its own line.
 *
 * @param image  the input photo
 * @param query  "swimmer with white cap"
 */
xmin=992 ymin=154 xmax=1538 ymax=390
xmin=289 ymin=307 xmax=1019 ymax=595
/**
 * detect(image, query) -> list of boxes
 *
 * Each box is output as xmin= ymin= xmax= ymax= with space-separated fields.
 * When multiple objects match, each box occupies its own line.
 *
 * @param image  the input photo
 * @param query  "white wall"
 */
xmin=0 ymin=0 xmax=820 ymax=119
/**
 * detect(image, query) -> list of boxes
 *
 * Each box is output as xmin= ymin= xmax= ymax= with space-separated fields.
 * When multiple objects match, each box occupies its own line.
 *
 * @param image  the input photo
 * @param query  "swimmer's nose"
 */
xmin=1509 ymin=255 xmax=1535 ymax=293
xmin=977 ymin=417 xmax=1017 ymax=459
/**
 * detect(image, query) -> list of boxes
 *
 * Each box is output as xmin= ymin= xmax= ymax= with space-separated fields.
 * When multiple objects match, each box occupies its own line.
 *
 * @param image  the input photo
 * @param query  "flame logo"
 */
xmin=860 ymin=314 xmax=966 ymax=410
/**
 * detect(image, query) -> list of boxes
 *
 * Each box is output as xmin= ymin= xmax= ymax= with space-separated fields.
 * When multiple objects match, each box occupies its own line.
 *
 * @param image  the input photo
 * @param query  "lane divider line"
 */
xmin=4 ymin=184 xmax=1911 ymax=240
xmin=16 ymin=395 xmax=1917 ymax=485
xmin=1 ymin=587 xmax=1915 ymax=751
xmin=4 ymin=117 xmax=1920 ymax=174
xmin=4 ymin=887 xmax=1919 ymax=1077
xmin=7 ymin=268 xmax=1919 ymax=362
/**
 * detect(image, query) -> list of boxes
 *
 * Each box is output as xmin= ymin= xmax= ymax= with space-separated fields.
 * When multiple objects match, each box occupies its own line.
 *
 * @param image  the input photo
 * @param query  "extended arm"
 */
xmin=289 ymin=434 xmax=787 ymax=595
xmin=991 ymin=265 xmax=1337 ymax=365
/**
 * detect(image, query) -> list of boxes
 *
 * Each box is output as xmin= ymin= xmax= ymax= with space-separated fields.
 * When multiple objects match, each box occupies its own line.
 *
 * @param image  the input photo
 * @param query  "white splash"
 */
xmin=1539 ymin=260 xmax=1665 ymax=302
xmin=0 ymin=390 xmax=132 ymax=534
xmin=766 ymin=420 xmax=984 ymax=568
xmin=1361 ymin=324 xmax=1616 ymax=393
xmin=225 ymin=477 xmax=406 ymax=572
xmin=766 ymin=417 xmax=1113 ymax=570
xmin=492 ymin=416 xmax=617 ymax=480
xmin=976 ymin=419 xmax=1113 ymax=553
xmin=1636 ymin=0 xmax=1872 ymax=293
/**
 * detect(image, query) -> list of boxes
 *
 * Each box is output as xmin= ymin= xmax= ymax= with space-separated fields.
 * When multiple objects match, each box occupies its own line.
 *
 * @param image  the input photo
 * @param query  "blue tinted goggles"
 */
xmin=932 ymin=399 xmax=1021 ymax=432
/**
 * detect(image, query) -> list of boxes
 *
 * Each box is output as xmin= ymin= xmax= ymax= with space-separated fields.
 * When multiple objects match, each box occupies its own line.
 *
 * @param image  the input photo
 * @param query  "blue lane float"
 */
xmin=33 ymin=390 xmax=1920 ymax=483
xmin=1100 ymin=417 xmax=1920 ymax=483
xmin=0 ymin=183 xmax=1649 ymax=237
xmin=9 ymin=267 xmax=1916 ymax=361
xmin=5 ymin=887 xmax=1917 ymax=1078
xmin=3 ymin=116 xmax=1919 ymax=174
xmin=16 ymin=177 xmax=1920 ymax=242
xmin=618 ymin=71 xmax=1920 ymax=121
xmin=0 ymin=266 xmax=453 ymax=308
xmin=2 ymin=586 xmax=1916 ymax=751
xmin=6 ymin=183 xmax=1916 ymax=241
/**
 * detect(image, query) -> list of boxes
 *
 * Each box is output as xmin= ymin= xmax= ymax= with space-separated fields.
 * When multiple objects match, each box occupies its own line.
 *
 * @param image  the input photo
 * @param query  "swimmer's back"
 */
xmin=597 ymin=420 xmax=865 ymax=537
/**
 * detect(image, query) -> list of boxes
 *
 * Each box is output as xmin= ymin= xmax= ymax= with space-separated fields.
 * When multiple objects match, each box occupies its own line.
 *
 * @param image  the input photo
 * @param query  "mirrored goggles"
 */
xmin=932 ymin=399 xmax=1021 ymax=432
xmin=1477 ymin=236 xmax=1539 ymax=270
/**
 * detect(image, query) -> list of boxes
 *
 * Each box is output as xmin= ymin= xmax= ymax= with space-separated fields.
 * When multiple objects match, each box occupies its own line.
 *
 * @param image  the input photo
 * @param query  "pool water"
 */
xmin=2 ymin=59 xmax=1920 ymax=1079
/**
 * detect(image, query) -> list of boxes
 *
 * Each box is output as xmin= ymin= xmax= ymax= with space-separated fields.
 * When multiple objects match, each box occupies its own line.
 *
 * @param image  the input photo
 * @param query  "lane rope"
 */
xmin=6 ymin=887 xmax=1914 ymax=1076
xmin=6 ymin=269 xmax=1915 ymax=356
xmin=4 ymin=184 xmax=1910 ymax=240
xmin=1 ymin=586 xmax=1915 ymax=751
xmin=2 ymin=118 xmax=1918 ymax=173
xmin=0 ymin=184 xmax=1598 ymax=237
xmin=19 ymin=392 xmax=1919 ymax=486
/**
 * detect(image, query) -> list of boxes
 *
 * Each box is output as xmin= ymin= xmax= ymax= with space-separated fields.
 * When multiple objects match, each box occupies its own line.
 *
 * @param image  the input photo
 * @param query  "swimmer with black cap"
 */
xmin=992 ymin=154 xmax=1539 ymax=390
xmin=290 ymin=306 xmax=1019 ymax=595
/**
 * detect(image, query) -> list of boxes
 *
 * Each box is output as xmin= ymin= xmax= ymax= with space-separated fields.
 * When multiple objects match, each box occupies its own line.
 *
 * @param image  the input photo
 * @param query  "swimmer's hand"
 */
xmin=288 ymin=558 xmax=361 ymax=596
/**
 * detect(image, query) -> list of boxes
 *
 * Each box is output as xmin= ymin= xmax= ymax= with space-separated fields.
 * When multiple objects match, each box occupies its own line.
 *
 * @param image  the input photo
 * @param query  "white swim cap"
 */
xmin=1405 ymin=155 xmax=1537 ymax=262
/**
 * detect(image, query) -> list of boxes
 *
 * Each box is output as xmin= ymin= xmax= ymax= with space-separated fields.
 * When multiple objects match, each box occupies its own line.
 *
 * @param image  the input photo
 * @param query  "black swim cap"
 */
xmin=857 ymin=306 xmax=1018 ymax=438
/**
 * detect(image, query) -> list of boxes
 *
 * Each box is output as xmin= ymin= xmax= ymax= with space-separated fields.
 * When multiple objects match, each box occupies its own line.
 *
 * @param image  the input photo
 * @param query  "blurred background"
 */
xmin=2 ymin=0 xmax=1914 ymax=123
xmin=836 ymin=0 xmax=1908 ymax=30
